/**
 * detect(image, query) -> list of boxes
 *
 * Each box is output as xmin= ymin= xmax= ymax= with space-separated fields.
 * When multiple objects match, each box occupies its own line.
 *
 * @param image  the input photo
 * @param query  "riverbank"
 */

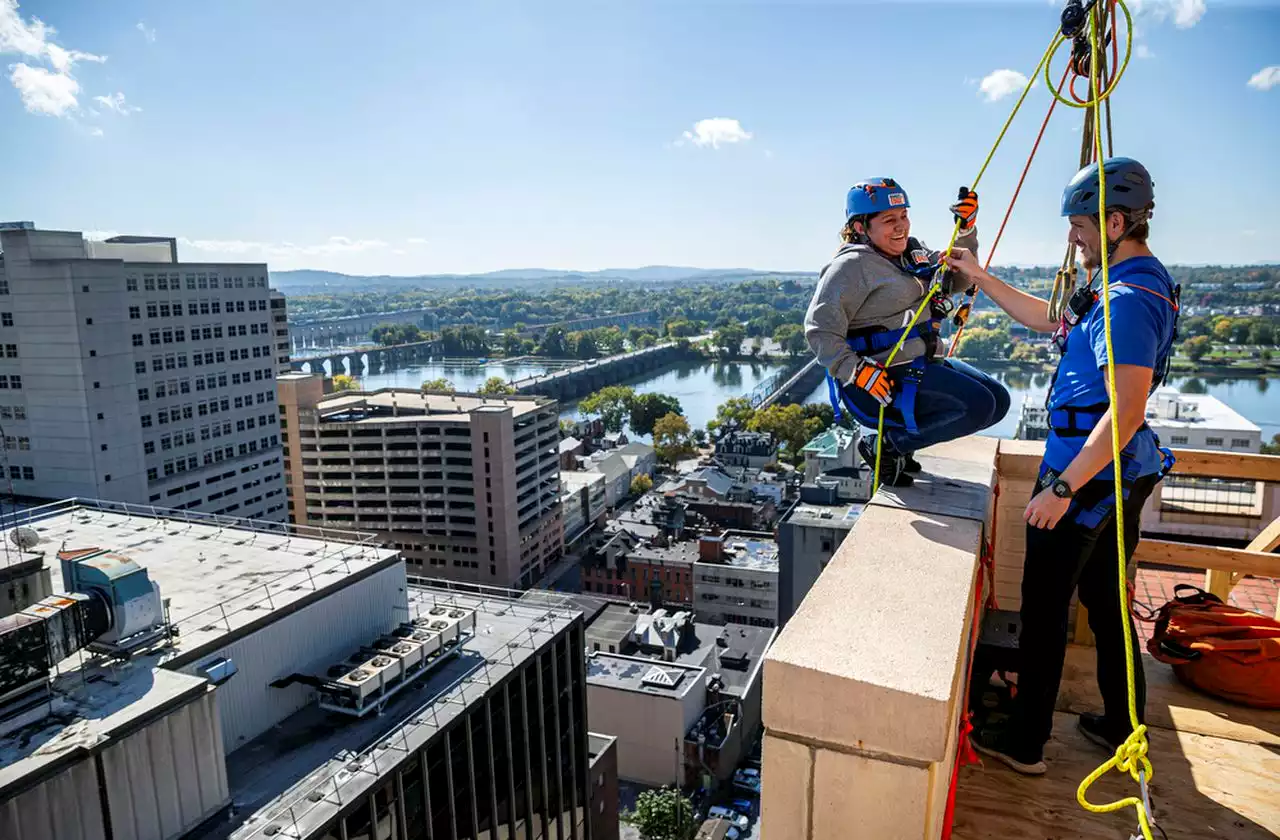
xmin=967 ymin=357 xmax=1280 ymax=377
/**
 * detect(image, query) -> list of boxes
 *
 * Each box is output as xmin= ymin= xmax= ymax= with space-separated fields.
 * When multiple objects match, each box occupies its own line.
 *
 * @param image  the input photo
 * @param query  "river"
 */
xmin=348 ymin=358 xmax=1280 ymax=445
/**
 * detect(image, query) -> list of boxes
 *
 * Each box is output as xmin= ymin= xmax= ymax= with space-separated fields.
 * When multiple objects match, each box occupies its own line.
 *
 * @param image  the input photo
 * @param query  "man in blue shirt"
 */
xmin=944 ymin=157 xmax=1179 ymax=775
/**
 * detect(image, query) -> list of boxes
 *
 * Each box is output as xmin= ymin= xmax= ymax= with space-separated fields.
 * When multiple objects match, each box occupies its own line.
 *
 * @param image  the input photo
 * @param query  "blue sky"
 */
xmin=1 ymin=0 xmax=1277 ymax=274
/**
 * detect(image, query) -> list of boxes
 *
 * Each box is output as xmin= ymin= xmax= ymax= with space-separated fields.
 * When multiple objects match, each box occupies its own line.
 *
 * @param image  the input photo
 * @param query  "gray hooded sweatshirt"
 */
xmin=803 ymin=227 xmax=980 ymax=385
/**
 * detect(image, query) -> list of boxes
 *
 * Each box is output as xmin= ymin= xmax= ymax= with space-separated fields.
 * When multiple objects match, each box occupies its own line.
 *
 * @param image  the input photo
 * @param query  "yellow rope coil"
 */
xmin=1071 ymin=3 xmax=1155 ymax=838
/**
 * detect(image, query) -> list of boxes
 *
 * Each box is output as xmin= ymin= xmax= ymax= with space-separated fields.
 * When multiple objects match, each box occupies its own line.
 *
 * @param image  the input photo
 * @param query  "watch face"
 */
xmin=1052 ymin=480 xmax=1070 ymax=498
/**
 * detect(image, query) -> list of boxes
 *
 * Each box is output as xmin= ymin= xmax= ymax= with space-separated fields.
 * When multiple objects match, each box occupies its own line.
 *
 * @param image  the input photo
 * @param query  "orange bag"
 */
xmin=1146 ymin=584 xmax=1280 ymax=709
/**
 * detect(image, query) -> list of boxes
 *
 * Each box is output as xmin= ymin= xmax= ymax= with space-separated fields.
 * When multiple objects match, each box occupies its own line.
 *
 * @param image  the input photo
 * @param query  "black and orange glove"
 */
xmin=850 ymin=359 xmax=893 ymax=407
xmin=950 ymin=187 xmax=979 ymax=231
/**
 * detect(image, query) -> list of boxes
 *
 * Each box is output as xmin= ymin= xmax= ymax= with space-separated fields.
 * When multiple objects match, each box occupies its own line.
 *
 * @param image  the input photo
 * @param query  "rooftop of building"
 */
xmin=316 ymin=388 xmax=552 ymax=423
xmin=802 ymin=427 xmax=856 ymax=457
xmin=583 ymin=602 xmax=774 ymax=698
xmin=698 ymin=533 xmax=781 ymax=572
xmin=0 ymin=498 xmax=398 ymax=798
xmin=628 ymin=539 xmax=701 ymax=567
xmin=586 ymin=651 xmax=705 ymax=698
xmin=217 ymin=582 xmax=583 ymax=840
xmin=1146 ymin=387 xmax=1261 ymax=432
xmin=561 ymin=470 xmax=606 ymax=492
xmin=587 ymin=732 xmax=617 ymax=761
xmin=782 ymin=499 xmax=865 ymax=529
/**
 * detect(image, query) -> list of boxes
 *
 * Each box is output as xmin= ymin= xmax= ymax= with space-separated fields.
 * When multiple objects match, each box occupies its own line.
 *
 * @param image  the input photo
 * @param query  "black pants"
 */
xmin=1012 ymin=469 xmax=1160 ymax=755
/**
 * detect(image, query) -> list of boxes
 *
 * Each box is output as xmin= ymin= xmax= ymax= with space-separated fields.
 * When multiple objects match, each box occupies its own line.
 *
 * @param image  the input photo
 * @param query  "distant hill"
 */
xmin=269 ymin=265 xmax=800 ymax=292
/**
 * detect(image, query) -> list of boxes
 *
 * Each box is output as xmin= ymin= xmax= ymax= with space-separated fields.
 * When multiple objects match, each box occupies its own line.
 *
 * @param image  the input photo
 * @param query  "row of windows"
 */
xmin=131 ymin=300 xmax=270 ymax=319
xmin=8 ymin=466 xmax=34 ymax=481
xmin=145 ymin=437 xmax=280 ymax=480
xmin=1167 ymin=435 xmax=1256 ymax=448
xmin=2 ymin=436 xmax=30 ymax=450
xmin=135 ymin=326 xmax=274 ymax=356
xmin=0 ymin=375 xmax=21 ymax=389
xmin=141 ymin=399 xmax=277 ymax=428
xmin=0 ymin=405 xmax=25 ymax=420
xmin=127 ymin=273 xmax=268 ymax=292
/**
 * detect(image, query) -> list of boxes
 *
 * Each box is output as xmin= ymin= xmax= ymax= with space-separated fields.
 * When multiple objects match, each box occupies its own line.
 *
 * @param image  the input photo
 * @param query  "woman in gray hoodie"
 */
xmin=804 ymin=177 xmax=1009 ymax=487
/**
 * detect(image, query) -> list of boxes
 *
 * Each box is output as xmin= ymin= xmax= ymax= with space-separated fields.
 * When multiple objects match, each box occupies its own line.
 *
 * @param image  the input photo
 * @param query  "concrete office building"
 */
xmin=692 ymin=532 xmax=781 ymax=628
xmin=562 ymin=470 xmax=608 ymax=546
xmin=277 ymin=374 xmax=564 ymax=587
xmin=776 ymin=497 xmax=863 ymax=626
xmin=0 ymin=223 xmax=287 ymax=522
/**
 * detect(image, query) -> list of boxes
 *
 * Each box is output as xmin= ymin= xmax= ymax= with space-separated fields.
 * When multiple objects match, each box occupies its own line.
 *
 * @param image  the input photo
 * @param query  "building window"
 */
xmin=0 ymin=375 xmax=19 ymax=389
xmin=3 ymin=344 xmax=16 ymax=358
xmin=140 ymin=414 xmax=152 ymax=428
xmin=149 ymin=330 xmax=160 ymax=346
xmin=0 ymin=313 xmax=11 ymax=327
xmin=21 ymin=466 xmax=32 ymax=481
xmin=85 ymin=317 xmax=92 ymax=325
xmin=1231 ymin=438 xmax=1253 ymax=448
xmin=144 ymin=441 xmax=155 ymax=454
xmin=88 ymin=350 xmax=96 ymax=357
xmin=1206 ymin=437 xmax=1224 ymax=447
xmin=147 ymin=467 xmax=158 ymax=480
xmin=138 ymin=388 xmax=149 ymax=401
xmin=127 ymin=277 xmax=138 ymax=291
xmin=100 ymin=444 xmax=108 ymax=451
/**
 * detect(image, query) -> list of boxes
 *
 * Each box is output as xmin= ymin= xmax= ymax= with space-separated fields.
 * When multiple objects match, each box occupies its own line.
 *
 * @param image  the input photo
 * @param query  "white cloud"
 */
xmin=391 ymin=249 xmax=406 ymax=256
xmin=978 ymin=69 xmax=1030 ymax=102
xmin=676 ymin=117 xmax=753 ymax=149
xmin=1135 ymin=43 xmax=1154 ymax=59
xmin=1132 ymin=0 xmax=1206 ymax=29
xmin=136 ymin=22 xmax=156 ymax=43
xmin=178 ymin=236 xmax=391 ymax=258
xmin=9 ymin=62 xmax=77 ymax=115
xmin=89 ymin=126 xmax=102 ymax=136
xmin=1247 ymin=66 xmax=1280 ymax=92
xmin=1 ymin=0 xmax=111 ymax=120
xmin=94 ymin=91 xmax=140 ymax=115
xmin=406 ymin=237 xmax=428 ymax=245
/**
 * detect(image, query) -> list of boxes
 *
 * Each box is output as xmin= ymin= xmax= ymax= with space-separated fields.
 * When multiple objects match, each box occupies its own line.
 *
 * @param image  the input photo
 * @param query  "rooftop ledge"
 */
xmin=762 ymin=437 xmax=996 ymax=839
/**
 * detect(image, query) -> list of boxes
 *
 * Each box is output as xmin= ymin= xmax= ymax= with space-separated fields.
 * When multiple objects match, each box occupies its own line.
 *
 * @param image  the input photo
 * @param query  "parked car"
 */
xmin=731 ymin=798 xmax=755 ymax=818
xmin=733 ymin=767 xmax=761 ymax=794
xmin=707 ymin=806 xmax=749 ymax=831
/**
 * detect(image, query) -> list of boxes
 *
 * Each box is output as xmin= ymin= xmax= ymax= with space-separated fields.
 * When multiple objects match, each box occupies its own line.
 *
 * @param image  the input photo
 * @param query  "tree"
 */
xmin=802 ymin=402 xmax=835 ymax=430
xmin=1263 ymin=434 xmax=1280 ymax=456
xmin=713 ymin=324 xmax=746 ymax=357
xmin=1183 ymin=335 xmax=1212 ymax=362
xmin=707 ymin=396 xmax=757 ymax=436
xmin=1249 ymin=320 xmax=1276 ymax=346
xmin=954 ymin=326 xmax=1009 ymax=360
xmin=773 ymin=323 xmax=808 ymax=358
xmin=574 ymin=331 xmax=598 ymax=359
xmin=630 ymin=474 xmax=653 ymax=496
xmin=665 ymin=319 xmax=700 ymax=339
xmin=421 ymin=377 xmax=456 ymax=393
xmin=538 ymin=326 xmax=570 ymax=358
xmin=331 ymin=374 xmax=359 ymax=391
xmin=629 ymin=393 xmax=683 ymax=437
xmin=559 ymin=418 xmax=577 ymax=437
xmin=370 ymin=323 xmax=425 ymax=346
xmin=501 ymin=331 xmax=528 ymax=357
xmin=748 ymin=403 xmax=808 ymax=459
xmin=579 ymin=385 xmax=636 ymax=433
xmin=691 ymin=428 xmax=708 ymax=446
xmin=1212 ymin=317 xmax=1235 ymax=343
xmin=652 ymin=413 xmax=696 ymax=465
xmin=750 ymin=336 xmax=763 ymax=357
xmin=477 ymin=376 xmax=515 ymax=395
xmin=623 ymin=786 xmax=696 ymax=840
xmin=1010 ymin=341 xmax=1048 ymax=363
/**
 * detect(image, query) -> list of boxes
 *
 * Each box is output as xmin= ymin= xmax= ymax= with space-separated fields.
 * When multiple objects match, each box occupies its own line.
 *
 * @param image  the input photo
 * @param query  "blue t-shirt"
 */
xmin=1043 ymin=256 xmax=1177 ymax=482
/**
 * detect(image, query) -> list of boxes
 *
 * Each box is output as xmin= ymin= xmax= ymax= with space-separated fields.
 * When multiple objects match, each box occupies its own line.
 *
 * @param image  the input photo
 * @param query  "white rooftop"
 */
xmin=0 ymin=499 xmax=400 ymax=793
xmin=1145 ymin=388 xmax=1260 ymax=433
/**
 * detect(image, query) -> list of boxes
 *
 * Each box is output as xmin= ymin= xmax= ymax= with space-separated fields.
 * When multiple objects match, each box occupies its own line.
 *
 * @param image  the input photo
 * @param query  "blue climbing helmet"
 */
xmin=846 ymin=178 xmax=910 ymax=221
xmin=1060 ymin=157 xmax=1154 ymax=217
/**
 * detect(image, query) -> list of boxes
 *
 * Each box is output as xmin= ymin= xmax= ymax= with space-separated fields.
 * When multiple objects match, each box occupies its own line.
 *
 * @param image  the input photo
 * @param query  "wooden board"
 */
xmin=1133 ymin=539 xmax=1280 ymax=578
xmin=1056 ymin=644 xmax=1280 ymax=748
xmin=952 ymin=711 xmax=1280 ymax=839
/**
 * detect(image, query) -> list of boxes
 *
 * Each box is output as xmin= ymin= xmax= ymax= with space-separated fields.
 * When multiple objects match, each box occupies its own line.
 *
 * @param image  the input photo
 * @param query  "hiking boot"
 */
xmin=903 ymin=452 xmax=923 ymax=473
xmin=1077 ymin=712 xmax=1126 ymax=754
xmin=971 ymin=726 xmax=1047 ymax=776
xmin=858 ymin=434 xmax=913 ymax=488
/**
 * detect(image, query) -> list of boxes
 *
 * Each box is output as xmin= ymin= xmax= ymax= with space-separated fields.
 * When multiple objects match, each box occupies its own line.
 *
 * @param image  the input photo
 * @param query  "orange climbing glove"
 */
xmin=851 ymin=358 xmax=893 ymax=407
xmin=950 ymin=187 xmax=979 ymax=231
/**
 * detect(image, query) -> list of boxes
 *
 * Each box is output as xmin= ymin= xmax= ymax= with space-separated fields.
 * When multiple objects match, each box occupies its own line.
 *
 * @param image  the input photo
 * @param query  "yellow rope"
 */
xmin=1071 ymin=3 xmax=1155 ymax=838
xmin=871 ymin=30 xmax=1062 ymax=496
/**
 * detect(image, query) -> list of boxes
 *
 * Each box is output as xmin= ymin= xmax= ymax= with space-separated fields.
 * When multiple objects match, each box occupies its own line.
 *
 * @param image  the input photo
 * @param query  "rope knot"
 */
xmin=1114 ymin=726 xmax=1151 ymax=777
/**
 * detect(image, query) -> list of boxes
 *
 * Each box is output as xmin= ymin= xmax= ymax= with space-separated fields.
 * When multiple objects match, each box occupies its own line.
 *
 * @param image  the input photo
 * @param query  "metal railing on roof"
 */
xmin=0 ymin=496 xmax=380 ymax=545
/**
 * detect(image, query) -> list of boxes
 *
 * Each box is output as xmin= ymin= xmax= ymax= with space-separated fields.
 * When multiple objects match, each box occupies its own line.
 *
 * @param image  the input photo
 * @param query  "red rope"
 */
xmin=941 ymin=484 xmax=1001 ymax=839
xmin=948 ymin=65 xmax=1071 ymax=359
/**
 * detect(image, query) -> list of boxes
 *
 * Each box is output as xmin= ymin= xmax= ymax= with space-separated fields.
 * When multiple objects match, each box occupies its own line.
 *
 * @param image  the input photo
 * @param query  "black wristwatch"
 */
xmin=1051 ymin=477 xmax=1075 ymax=499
